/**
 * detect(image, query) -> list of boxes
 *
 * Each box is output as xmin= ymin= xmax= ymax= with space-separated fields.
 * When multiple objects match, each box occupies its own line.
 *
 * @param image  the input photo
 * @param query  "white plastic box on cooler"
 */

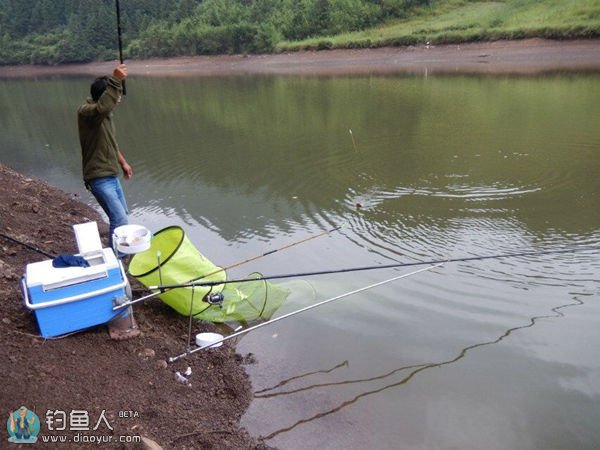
xmin=22 ymin=222 xmax=128 ymax=338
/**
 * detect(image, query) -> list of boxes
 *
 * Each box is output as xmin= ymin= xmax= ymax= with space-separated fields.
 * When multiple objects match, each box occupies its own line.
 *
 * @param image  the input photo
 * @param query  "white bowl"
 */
xmin=114 ymin=225 xmax=151 ymax=254
xmin=196 ymin=332 xmax=223 ymax=348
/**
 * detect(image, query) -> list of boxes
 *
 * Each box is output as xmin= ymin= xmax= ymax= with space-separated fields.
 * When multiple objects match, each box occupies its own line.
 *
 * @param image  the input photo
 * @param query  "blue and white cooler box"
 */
xmin=22 ymin=222 xmax=128 ymax=338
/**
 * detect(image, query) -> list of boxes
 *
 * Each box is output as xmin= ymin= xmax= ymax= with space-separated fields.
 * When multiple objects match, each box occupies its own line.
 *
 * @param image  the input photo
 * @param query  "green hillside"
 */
xmin=0 ymin=0 xmax=598 ymax=65
xmin=280 ymin=0 xmax=600 ymax=51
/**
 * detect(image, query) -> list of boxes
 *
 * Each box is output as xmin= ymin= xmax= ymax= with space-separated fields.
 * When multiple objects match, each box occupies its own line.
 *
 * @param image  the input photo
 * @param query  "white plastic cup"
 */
xmin=195 ymin=332 xmax=223 ymax=348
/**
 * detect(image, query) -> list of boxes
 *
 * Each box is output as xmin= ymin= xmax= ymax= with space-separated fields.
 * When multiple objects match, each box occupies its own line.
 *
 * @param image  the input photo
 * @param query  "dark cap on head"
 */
xmin=90 ymin=76 xmax=108 ymax=101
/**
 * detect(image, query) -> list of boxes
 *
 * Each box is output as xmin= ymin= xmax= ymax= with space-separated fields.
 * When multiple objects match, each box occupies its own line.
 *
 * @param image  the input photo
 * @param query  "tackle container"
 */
xmin=21 ymin=222 xmax=128 ymax=337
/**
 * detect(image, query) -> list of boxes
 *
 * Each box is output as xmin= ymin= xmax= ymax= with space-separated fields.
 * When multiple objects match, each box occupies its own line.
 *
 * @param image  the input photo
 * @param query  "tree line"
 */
xmin=0 ymin=0 xmax=431 ymax=65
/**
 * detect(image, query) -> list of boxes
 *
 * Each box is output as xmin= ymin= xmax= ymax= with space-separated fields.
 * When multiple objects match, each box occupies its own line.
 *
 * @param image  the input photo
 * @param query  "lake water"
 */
xmin=1 ymin=72 xmax=599 ymax=449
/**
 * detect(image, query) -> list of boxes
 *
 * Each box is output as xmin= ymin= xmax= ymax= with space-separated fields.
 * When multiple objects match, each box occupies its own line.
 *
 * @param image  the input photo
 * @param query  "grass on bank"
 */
xmin=276 ymin=0 xmax=600 ymax=51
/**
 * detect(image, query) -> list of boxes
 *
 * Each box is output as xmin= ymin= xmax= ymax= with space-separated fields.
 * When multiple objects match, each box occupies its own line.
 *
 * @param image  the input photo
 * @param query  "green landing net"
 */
xmin=128 ymin=226 xmax=289 ymax=322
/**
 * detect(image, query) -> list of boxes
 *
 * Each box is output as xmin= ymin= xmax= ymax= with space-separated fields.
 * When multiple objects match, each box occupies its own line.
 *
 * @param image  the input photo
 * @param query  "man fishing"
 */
xmin=78 ymin=63 xmax=132 ymax=248
xmin=78 ymin=62 xmax=139 ymax=340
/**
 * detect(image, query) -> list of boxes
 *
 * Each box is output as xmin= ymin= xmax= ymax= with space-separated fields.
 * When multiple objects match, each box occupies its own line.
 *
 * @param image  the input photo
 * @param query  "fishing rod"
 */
xmin=168 ymin=263 xmax=442 ymax=362
xmin=115 ymin=0 xmax=126 ymax=95
xmin=153 ymin=245 xmax=600 ymax=291
xmin=189 ymin=224 xmax=343 ymax=283
xmin=0 ymin=231 xmax=55 ymax=259
xmin=117 ymin=224 xmax=344 ymax=310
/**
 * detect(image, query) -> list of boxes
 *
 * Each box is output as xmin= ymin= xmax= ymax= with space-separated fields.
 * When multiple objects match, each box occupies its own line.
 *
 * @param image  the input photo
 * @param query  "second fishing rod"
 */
xmin=151 ymin=244 xmax=599 ymax=291
xmin=116 ymin=224 xmax=344 ymax=310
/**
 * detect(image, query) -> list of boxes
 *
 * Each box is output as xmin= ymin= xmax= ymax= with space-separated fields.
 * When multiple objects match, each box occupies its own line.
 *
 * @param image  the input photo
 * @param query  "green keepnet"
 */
xmin=129 ymin=226 xmax=289 ymax=322
xmin=128 ymin=226 xmax=226 ymax=316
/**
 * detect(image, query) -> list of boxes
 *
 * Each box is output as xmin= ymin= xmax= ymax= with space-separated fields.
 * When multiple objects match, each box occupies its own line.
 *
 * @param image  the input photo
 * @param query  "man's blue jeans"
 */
xmin=87 ymin=176 xmax=129 ymax=248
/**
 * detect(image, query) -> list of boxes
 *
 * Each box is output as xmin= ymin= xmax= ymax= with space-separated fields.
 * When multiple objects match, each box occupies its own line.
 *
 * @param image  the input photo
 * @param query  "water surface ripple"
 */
xmin=1 ymin=73 xmax=599 ymax=450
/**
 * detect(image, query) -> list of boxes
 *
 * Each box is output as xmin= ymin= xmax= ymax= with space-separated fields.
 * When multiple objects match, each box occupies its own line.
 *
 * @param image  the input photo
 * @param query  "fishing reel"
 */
xmin=204 ymin=292 xmax=225 ymax=308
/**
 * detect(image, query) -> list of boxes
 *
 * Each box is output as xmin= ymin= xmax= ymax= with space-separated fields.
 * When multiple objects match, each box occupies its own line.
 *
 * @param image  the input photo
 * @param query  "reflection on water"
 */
xmin=1 ymin=73 xmax=600 ymax=449
xmin=253 ymin=294 xmax=587 ymax=441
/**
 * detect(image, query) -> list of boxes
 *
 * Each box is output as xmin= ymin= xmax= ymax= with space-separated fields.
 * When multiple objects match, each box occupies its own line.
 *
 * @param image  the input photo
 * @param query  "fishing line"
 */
xmin=154 ymin=245 xmax=599 ymax=290
xmin=168 ymin=263 xmax=441 ymax=362
xmin=349 ymin=129 xmax=358 ymax=152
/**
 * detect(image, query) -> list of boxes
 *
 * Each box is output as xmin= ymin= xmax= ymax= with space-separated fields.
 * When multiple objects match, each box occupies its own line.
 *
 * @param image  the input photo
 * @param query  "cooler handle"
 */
xmin=22 ymin=262 xmax=128 ymax=311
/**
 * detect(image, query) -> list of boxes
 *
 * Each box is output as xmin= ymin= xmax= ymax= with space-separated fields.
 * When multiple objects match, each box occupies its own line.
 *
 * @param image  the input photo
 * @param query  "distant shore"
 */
xmin=1 ymin=39 xmax=599 ymax=78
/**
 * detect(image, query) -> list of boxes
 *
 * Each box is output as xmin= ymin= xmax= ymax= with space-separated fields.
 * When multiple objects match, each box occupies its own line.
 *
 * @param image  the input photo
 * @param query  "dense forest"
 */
xmin=0 ymin=0 xmax=429 ymax=64
xmin=2 ymin=0 xmax=598 ymax=65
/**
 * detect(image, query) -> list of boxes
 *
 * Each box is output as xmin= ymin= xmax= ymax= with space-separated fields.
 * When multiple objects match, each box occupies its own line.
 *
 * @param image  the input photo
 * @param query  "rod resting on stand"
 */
xmin=168 ymin=263 xmax=442 ymax=363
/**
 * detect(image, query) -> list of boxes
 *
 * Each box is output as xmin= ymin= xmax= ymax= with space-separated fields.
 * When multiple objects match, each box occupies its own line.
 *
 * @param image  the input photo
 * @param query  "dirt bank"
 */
xmin=0 ymin=163 xmax=265 ymax=449
xmin=0 ymin=39 xmax=599 ymax=78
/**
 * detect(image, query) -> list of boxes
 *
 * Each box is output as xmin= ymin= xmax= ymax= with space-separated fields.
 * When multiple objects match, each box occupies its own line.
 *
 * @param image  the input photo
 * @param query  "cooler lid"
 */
xmin=73 ymin=221 xmax=102 ymax=255
xmin=25 ymin=248 xmax=119 ymax=289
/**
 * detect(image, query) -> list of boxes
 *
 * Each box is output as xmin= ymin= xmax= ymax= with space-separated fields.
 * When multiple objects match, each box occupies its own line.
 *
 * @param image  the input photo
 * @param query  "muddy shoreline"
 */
xmin=0 ymin=163 xmax=266 ymax=449
xmin=1 ymin=39 xmax=599 ymax=79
